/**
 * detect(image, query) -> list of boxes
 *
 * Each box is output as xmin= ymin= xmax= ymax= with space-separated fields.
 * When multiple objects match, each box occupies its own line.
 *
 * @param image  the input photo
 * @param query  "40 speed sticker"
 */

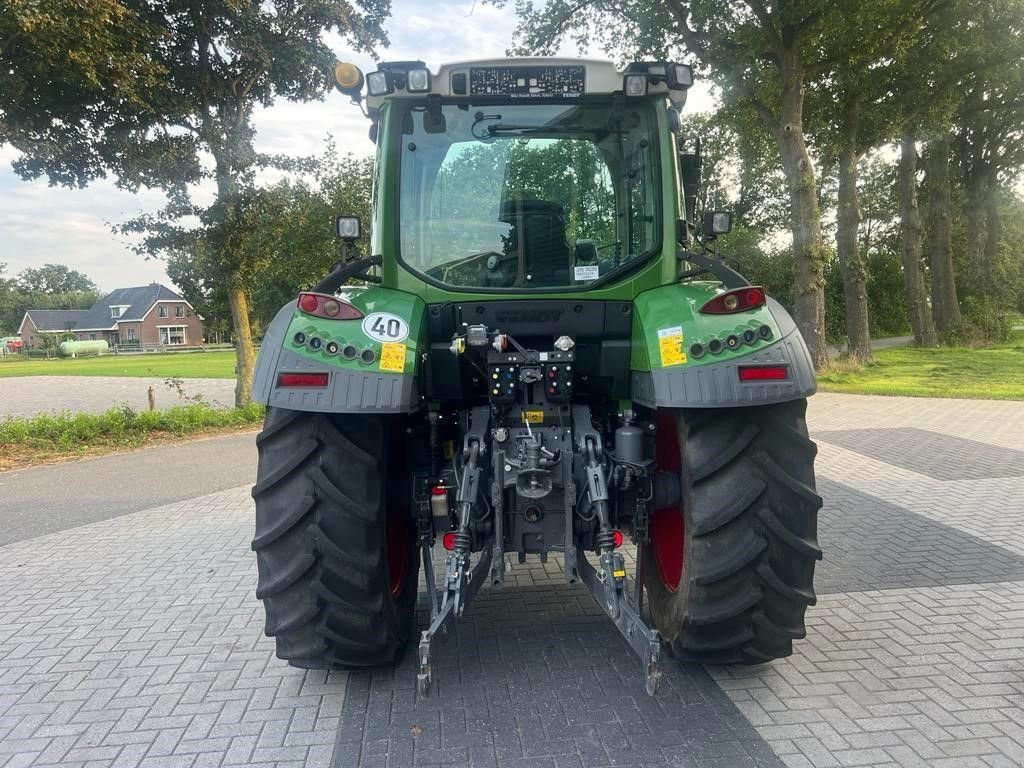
xmin=362 ymin=312 xmax=410 ymax=343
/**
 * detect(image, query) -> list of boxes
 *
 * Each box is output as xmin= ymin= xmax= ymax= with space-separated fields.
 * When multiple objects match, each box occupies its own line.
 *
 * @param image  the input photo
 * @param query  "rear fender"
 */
xmin=629 ymin=283 xmax=816 ymax=408
xmin=252 ymin=287 xmax=426 ymax=413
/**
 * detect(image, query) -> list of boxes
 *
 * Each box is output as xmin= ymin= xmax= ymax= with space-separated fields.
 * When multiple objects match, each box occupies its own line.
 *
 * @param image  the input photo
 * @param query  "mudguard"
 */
xmin=252 ymin=287 xmax=426 ymax=413
xmin=629 ymin=283 xmax=816 ymax=408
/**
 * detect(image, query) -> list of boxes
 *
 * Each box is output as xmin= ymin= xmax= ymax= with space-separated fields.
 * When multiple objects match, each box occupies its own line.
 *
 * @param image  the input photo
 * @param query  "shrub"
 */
xmin=941 ymin=296 xmax=1013 ymax=347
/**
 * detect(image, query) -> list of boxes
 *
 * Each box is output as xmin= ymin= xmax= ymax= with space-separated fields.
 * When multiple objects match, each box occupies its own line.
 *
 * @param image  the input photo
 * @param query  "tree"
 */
xmin=167 ymin=148 xmax=375 ymax=336
xmin=3 ymin=1 xmax=390 ymax=405
xmin=0 ymin=0 xmax=161 ymax=184
xmin=15 ymin=263 xmax=97 ymax=294
xmin=805 ymin=2 xmax=942 ymax=361
xmin=899 ymin=133 xmax=939 ymax=346
xmin=497 ymin=0 xmax=915 ymax=369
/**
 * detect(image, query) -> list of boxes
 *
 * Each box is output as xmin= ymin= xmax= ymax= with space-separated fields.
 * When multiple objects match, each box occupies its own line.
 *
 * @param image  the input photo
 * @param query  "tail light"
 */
xmin=699 ymin=286 xmax=766 ymax=314
xmin=738 ymin=365 xmax=788 ymax=382
xmin=277 ymin=372 xmax=330 ymax=387
xmin=297 ymin=292 xmax=362 ymax=320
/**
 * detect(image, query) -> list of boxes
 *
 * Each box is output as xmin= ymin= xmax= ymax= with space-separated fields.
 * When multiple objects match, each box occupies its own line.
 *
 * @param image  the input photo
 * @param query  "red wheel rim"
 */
xmin=385 ymin=505 xmax=410 ymax=596
xmin=651 ymin=409 xmax=685 ymax=592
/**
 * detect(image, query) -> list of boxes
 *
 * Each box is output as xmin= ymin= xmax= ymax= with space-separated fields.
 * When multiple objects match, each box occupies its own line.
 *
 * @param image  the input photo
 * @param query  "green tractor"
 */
xmin=250 ymin=58 xmax=822 ymax=696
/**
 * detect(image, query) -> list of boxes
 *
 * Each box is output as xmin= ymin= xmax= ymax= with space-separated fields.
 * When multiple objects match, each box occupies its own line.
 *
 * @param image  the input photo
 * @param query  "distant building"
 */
xmin=18 ymin=284 xmax=204 ymax=349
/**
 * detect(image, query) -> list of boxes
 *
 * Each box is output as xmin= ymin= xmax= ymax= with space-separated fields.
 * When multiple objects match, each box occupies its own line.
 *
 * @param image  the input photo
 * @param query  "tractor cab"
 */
xmin=342 ymin=59 xmax=696 ymax=293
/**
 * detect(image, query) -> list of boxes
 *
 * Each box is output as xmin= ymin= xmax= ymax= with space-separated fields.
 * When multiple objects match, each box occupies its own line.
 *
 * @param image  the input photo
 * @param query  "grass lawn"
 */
xmin=818 ymin=331 xmax=1024 ymax=399
xmin=0 ymin=350 xmax=237 ymax=378
xmin=0 ymin=403 xmax=262 ymax=471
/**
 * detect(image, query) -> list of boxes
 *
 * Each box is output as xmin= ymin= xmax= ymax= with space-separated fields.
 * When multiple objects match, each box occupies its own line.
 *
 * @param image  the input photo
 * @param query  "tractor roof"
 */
xmin=363 ymin=57 xmax=692 ymax=110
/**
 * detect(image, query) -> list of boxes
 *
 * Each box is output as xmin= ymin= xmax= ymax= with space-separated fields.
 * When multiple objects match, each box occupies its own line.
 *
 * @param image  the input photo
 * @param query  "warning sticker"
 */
xmin=522 ymin=410 xmax=545 ymax=424
xmin=657 ymin=326 xmax=687 ymax=367
xmin=378 ymin=342 xmax=406 ymax=373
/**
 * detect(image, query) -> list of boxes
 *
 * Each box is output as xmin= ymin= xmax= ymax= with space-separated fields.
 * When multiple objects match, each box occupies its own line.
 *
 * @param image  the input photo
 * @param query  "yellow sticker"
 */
xmin=657 ymin=326 xmax=687 ymax=367
xmin=522 ymin=410 xmax=545 ymax=424
xmin=378 ymin=342 xmax=406 ymax=373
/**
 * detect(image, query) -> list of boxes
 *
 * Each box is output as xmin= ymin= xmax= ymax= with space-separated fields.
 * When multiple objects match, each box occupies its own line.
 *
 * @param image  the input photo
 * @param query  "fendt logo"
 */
xmin=491 ymin=308 xmax=565 ymax=324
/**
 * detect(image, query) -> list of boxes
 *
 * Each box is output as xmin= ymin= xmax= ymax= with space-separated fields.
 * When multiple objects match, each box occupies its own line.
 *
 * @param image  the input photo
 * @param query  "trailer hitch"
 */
xmin=418 ymin=408 xmax=492 ymax=696
xmin=577 ymin=428 xmax=662 ymax=696
xmin=417 ymin=544 xmax=492 ymax=696
xmin=578 ymin=551 xmax=662 ymax=696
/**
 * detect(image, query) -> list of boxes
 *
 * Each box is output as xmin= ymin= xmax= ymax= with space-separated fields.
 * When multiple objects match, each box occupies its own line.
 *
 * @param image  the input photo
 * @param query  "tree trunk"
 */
xmin=898 ymin=131 xmax=937 ymax=347
xmin=962 ymin=168 xmax=987 ymax=294
xmin=773 ymin=73 xmax=827 ymax=369
xmin=924 ymin=136 xmax=960 ymax=335
xmin=835 ymin=102 xmax=872 ymax=363
xmin=228 ymin=284 xmax=255 ymax=407
xmin=214 ymin=149 xmax=257 ymax=408
xmin=983 ymin=188 xmax=1001 ymax=286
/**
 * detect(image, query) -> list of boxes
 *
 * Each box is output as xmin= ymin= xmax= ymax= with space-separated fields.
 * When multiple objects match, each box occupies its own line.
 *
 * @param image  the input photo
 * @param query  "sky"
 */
xmin=0 ymin=0 xmax=715 ymax=295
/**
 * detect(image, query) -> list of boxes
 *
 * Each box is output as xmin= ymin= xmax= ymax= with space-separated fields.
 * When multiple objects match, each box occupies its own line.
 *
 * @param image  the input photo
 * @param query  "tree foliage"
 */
xmin=15 ymin=263 xmax=97 ymax=294
xmin=165 ymin=147 xmax=375 ymax=336
xmin=0 ymin=262 xmax=100 ymax=335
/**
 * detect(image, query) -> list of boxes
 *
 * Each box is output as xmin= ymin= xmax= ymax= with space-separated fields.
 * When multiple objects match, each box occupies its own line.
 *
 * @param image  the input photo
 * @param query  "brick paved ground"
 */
xmin=1 ymin=392 xmax=1022 ymax=767
xmin=0 ymin=376 xmax=236 ymax=418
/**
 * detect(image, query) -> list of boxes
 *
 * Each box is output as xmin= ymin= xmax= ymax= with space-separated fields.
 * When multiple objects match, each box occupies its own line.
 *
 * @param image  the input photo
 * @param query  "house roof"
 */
xmin=20 ymin=284 xmax=191 ymax=334
xmin=69 ymin=284 xmax=188 ymax=330
xmin=23 ymin=309 xmax=89 ymax=332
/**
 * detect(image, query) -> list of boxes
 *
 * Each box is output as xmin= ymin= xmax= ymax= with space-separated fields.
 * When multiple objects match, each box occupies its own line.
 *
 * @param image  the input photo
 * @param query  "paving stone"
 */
xmin=0 ymin=487 xmax=339 ymax=768
xmin=2 ymin=392 xmax=1024 ymax=768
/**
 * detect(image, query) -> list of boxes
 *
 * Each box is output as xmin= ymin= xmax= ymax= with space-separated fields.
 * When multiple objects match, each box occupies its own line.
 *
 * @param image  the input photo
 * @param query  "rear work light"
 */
xmin=738 ymin=366 xmax=788 ymax=382
xmin=699 ymin=286 xmax=766 ymax=315
xmin=277 ymin=372 xmax=330 ymax=388
xmin=297 ymin=292 xmax=362 ymax=320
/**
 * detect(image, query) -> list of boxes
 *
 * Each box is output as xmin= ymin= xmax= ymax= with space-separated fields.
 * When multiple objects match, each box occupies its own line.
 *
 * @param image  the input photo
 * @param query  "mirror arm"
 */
xmin=676 ymin=249 xmax=750 ymax=289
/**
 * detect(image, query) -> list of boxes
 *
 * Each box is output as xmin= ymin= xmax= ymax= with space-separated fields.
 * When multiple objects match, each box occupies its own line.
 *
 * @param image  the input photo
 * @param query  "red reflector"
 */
xmin=296 ymin=292 xmax=363 ymax=320
xmin=277 ymin=372 xmax=330 ymax=387
xmin=699 ymin=286 xmax=767 ymax=314
xmin=738 ymin=366 xmax=788 ymax=381
xmin=442 ymin=532 xmax=457 ymax=550
xmin=612 ymin=530 xmax=624 ymax=548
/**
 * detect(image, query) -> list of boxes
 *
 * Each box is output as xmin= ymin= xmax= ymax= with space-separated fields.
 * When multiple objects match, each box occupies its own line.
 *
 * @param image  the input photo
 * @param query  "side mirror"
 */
xmin=701 ymin=211 xmax=732 ymax=240
xmin=336 ymin=215 xmax=361 ymax=241
xmin=678 ymin=133 xmax=702 ymax=222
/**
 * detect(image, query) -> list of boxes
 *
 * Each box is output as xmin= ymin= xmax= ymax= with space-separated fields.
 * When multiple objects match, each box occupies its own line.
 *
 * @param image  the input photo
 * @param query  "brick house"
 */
xmin=19 ymin=284 xmax=205 ymax=349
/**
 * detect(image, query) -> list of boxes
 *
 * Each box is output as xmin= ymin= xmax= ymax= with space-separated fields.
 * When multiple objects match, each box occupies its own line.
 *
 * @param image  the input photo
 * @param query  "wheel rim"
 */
xmin=385 ymin=505 xmax=410 ymax=597
xmin=651 ymin=408 xmax=685 ymax=592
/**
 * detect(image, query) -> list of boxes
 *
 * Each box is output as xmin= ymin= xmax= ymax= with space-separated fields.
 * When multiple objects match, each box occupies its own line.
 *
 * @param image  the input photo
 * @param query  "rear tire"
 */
xmin=643 ymin=399 xmax=822 ymax=664
xmin=251 ymin=407 xmax=419 ymax=668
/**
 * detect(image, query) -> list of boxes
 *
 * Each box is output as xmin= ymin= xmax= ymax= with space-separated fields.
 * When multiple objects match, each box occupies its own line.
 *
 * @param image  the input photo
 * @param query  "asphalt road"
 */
xmin=0 ymin=431 xmax=257 ymax=546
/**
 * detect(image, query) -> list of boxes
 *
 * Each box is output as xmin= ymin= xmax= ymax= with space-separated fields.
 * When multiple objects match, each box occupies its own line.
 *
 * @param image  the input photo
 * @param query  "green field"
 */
xmin=0 ymin=350 xmax=237 ymax=379
xmin=819 ymin=331 xmax=1024 ymax=399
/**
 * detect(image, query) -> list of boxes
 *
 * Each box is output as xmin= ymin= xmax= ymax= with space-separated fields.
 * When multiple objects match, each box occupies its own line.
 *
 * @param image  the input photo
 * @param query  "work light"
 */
xmin=406 ymin=68 xmax=431 ymax=92
xmin=624 ymin=74 xmax=648 ymax=96
xmin=336 ymin=215 xmax=361 ymax=240
xmin=366 ymin=70 xmax=393 ymax=96
xmin=666 ymin=63 xmax=694 ymax=89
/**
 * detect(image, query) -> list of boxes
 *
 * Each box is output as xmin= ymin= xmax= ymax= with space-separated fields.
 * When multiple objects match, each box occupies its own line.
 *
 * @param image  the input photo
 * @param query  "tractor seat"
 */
xmin=498 ymin=199 xmax=571 ymax=286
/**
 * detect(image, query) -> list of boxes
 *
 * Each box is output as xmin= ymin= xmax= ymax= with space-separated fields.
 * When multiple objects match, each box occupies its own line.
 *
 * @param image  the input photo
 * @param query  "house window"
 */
xmin=158 ymin=306 xmax=168 ymax=318
xmin=126 ymin=328 xmax=137 ymax=342
xmin=110 ymin=306 xmax=123 ymax=318
xmin=89 ymin=334 xmax=96 ymax=340
xmin=175 ymin=305 xmax=184 ymax=318
xmin=159 ymin=326 xmax=186 ymax=345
